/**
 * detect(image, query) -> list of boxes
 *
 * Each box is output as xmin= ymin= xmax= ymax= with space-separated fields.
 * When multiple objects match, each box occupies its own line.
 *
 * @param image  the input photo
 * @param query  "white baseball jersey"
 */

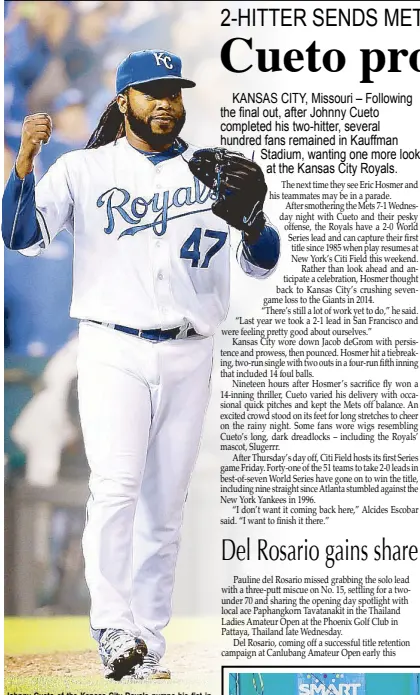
xmin=21 ymin=137 xmax=274 ymax=336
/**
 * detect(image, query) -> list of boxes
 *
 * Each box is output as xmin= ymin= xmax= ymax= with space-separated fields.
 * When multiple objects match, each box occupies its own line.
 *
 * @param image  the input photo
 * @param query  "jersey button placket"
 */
xmin=154 ymin=167 xmax=175 ymax=324
xmin=153 ymin=235 xmax=169 ymax=322
xmin=150 ymin=166 xmax=164 ymax=320
xmin=155 ymin=166 xmax=162 ymax=190
xmin=159 ymin=246 xmax=173 ymax=322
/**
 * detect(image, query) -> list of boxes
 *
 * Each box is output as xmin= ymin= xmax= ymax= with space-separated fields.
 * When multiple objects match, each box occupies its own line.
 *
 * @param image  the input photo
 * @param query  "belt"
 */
xmin=89 ymin=321 xmax=199 ymax=342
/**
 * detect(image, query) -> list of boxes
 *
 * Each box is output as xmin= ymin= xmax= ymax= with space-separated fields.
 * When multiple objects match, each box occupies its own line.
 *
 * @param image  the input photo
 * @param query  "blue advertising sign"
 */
xmin=228 ymin=672 xmax=418 ymax=695
xmin=298 ymin=674 xmax=366 ymax=695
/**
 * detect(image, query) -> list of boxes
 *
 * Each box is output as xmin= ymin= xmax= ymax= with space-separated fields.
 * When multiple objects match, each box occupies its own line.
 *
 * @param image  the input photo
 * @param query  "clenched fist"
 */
xmin=16 ymin=113 xmax=52 ymax=179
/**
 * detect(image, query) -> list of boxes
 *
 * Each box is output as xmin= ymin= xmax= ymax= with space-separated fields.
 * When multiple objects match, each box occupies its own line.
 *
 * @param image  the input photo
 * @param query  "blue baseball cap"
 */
xmin=116 ymin=50 xmax=196 ymax=94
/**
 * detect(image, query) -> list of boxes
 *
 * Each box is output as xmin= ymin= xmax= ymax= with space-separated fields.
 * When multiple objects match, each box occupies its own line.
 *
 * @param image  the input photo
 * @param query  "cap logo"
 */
xmin=153 ymin=52 xmax=173 ymax=70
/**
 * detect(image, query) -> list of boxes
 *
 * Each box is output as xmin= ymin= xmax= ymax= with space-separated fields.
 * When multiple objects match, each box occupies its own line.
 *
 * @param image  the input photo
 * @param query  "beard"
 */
xmin=126 ymin=101 xmax=186 ymax=149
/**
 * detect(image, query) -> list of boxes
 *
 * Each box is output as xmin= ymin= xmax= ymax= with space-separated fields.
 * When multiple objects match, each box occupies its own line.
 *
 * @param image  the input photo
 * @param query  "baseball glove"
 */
xmin=188 ymin=148 xmax=267 ymax=244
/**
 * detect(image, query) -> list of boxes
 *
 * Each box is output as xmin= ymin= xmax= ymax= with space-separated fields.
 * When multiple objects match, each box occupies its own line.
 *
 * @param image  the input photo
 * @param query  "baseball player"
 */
xmin=2 ymin=50 xmax=280 ymax=681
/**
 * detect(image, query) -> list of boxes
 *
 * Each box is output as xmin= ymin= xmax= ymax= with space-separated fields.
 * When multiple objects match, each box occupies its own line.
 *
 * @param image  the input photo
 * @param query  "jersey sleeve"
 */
xmin=237 ymin=223 xmax=280 ymax=279
xmin=2 ymin=155 xmax=74 ymax=257
xmin=2 ymin=168 xmax=43 ymax=251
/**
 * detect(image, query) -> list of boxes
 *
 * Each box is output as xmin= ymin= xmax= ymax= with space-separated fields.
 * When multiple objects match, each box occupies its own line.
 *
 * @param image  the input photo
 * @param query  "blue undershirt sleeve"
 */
xmin=241 ymin=224 xmax=280 ymax=270
xmin=2 ymin=167 xmax=43 ymax=250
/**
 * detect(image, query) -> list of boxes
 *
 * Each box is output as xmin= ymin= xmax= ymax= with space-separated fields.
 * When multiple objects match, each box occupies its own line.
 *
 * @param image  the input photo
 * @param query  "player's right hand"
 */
xmin=16 ymin=113 xmax=52 ymax=178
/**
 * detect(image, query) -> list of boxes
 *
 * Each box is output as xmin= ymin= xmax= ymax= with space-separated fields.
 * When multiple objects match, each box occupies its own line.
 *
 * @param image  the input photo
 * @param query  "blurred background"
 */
xmin=4 ymin=0 xmax=225 ymax=618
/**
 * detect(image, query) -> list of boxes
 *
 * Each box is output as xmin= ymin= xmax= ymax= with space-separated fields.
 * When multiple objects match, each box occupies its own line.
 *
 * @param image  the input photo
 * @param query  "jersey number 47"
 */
xmin=180 ymin=228 xmax=227 ymax=269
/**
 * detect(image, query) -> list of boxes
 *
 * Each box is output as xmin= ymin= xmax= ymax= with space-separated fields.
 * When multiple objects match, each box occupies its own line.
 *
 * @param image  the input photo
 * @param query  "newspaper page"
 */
xmin=216 ymin=1 xmax=420 ymax=693
xmin=2 ymin=2 xmax=419 ymax=695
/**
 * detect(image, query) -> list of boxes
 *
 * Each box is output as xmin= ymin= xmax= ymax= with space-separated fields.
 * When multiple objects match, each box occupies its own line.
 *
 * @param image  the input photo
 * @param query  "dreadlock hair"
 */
xmin=85 ymin=97 xmax=125 ymax=149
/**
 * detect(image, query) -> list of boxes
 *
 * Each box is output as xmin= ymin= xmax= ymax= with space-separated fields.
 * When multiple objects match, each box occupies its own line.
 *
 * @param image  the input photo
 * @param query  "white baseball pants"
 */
xmin=77 ymin=321 xmax=213 ymax=657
